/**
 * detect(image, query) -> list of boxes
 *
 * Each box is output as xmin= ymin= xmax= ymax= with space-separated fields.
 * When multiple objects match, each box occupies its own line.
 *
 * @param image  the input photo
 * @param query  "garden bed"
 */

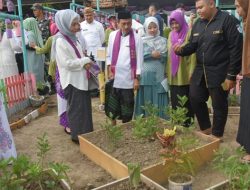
xmin=78 ymin=122 xmax=220 ymax=179
xmin=9 ymin=103 xmax=48 ymax=130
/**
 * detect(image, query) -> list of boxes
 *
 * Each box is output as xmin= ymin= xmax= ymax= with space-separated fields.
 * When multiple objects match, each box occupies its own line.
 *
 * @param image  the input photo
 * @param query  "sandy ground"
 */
xmin=11 ymin=95 xmax=241 ymax=190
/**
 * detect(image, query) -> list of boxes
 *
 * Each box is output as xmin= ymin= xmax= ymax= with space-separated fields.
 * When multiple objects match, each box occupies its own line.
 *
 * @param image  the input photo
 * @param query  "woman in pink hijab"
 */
xmin=166 ymin=10 xmax=196 ymax=127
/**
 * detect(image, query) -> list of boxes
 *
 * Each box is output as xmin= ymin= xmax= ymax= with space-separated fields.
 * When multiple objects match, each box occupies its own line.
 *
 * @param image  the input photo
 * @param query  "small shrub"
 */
xmin=132 ymin=102 xmax=160 ymax=139
xmin=213 ymin=148 xmax=250 ymax=189
xmin=0 ymin=133 xmax=71 ymax=190
xmin=100 ymin=118 xmax=123 ymax=149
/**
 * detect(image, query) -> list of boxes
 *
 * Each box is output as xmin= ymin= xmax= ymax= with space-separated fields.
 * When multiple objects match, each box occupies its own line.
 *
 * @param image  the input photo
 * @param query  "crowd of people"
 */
xmin=1 ymin=0 xmax=250 ymax=165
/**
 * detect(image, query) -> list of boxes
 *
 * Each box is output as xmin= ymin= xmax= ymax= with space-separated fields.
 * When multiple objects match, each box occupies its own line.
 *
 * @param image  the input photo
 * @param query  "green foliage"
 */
xmin=228 ymin=94 xmax=240 ymax=106
xmin=132 ymin=102 xmax=160 ymax=139
xmin=36 ymin=82 xmax=47 ymax=90
xmin=100 ymin=118 xmax=123 ymax=148
xmin=213 ymin=148 xmax=250 ymax=189
xmin=159 ymin=135 xmax=197 ymax=176
xmin=0 ymin=133 xmax=72 ymax=190
xmin=127 ymin=163 xmax=141 ymax=188
xmin=165 ymin=95 xmax=191 ymax=128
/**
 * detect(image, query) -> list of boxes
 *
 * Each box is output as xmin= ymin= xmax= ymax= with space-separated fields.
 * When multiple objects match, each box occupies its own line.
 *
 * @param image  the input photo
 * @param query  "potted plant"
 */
xmin=36 ymin=82 xmax=49 ymax=96
xmin=156 ymin=96 xmax=199 ymax=190
xmin=0 ymin=133 xmax=72 ymax=190
xmin=207 ymin=148 xmax=250 ymax=190
xmin=158 ymin=127 xmax=197 ymax=190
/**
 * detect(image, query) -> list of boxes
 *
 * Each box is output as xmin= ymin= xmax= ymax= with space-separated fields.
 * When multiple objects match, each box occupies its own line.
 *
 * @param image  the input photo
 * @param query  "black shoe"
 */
xmin=49 ymin=88 xmax=56 ymax=95
xmin=37 ymin=86 xmax=49 ymax=95
xmin=71 ymin=139 xmax=79 ymax=144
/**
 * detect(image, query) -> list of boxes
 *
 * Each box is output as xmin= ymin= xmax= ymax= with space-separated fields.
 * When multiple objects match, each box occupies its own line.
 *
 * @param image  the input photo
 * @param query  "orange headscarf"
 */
xmin=236 ymin=0 xmax=250 ymax=77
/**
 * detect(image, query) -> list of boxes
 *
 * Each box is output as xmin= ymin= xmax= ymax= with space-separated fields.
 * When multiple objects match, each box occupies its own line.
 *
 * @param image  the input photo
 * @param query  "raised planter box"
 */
xmin=93 ymin=174 xmax=166 ymax=190
xmin=78 ymin=124 xmax=220 ymax=181
xmin=10 ymin=102 xmax=48 ymax=130
xmin=210 ymin=106 xmax=240 ymax=116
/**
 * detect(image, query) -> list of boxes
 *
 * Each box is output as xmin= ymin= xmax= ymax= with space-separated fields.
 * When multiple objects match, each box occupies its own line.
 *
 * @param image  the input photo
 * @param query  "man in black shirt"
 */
xmin=148 ymin=3 xmax=164 ymax=36
xmin=174 ymin=0 xmax=243 ymax=139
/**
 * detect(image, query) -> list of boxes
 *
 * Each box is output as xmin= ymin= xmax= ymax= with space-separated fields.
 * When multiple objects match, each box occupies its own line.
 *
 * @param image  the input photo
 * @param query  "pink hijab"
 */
xmin=49 ymin=22 xmax=59 ymax=36
xmin=169 ymin=10 xmax=189 ymax=76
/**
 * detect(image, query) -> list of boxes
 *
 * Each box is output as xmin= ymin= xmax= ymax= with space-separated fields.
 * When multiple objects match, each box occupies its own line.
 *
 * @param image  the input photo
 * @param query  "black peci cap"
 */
xmin=117 ymin=11 xmax=131 ymax=19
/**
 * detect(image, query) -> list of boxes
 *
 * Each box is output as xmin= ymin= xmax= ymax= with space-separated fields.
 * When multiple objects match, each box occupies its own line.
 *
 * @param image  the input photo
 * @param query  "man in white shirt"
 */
xmin=80 ymin=7 xmax=105 ymax=59
xmin=106 ymin=11 xmax=143 ymax=125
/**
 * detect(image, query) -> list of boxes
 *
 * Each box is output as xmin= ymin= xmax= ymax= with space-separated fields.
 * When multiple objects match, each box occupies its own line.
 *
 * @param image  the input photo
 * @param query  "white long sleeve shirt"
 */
xmin=80 ymin=20 xmax=105 ymax=57
xmin=56 ymin=37 xmax=91 ymax=91
xmin=106 ymin=30 xmax=143 ymax=89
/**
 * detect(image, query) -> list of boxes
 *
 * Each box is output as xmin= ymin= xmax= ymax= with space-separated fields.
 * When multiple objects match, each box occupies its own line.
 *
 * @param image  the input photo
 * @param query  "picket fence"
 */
xmin=0 ymin=73 xmax=36 ymax=116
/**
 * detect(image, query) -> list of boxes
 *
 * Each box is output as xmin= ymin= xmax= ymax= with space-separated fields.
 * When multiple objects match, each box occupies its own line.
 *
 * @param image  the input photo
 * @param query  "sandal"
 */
xmin=64 ymin=128 xmax=71 ymax=135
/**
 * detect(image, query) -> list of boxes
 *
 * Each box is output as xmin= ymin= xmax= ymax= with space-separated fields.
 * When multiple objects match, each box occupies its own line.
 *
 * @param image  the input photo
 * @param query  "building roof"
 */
xmin=11 ymin=0 xmax=82 ymax=5
xmin=127 ymin=0 xmax=234 ymax=7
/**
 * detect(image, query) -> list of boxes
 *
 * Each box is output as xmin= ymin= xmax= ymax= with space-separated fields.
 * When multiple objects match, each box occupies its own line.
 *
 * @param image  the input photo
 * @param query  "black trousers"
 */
xmin=170 ymin=85 xmax=194 ymax=127
xmin=189 ymin=76 xmax=228 ymax=137
xmin=15 ymin=53 xmax=24 ymax=74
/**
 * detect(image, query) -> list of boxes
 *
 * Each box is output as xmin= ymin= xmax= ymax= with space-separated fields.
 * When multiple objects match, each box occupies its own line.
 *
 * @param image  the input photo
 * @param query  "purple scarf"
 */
xmin=111 ymin=30 xmax=137 ymax=79
xmin=62 ymin=33 xmax=91 ymax=79
xmin=169 ymin=10 xmax=189 ymax=76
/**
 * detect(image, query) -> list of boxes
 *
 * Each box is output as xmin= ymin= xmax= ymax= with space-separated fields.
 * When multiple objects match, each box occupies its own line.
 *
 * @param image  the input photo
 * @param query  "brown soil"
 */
xmin=12 ymin=95 xmax=241 ymax=190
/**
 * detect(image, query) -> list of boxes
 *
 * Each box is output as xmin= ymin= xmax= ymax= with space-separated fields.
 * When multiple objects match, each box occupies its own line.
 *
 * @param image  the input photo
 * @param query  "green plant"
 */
xmin=228 ymin=94 xmax=240 ymax=106
xmin=100 ymin=118 xmax=123 ymax=149
xmin=127 ymin=163 xmax=141 ymax=188
xmin=36 ymin=82 xmax=46 ymax=90
xmin=213 ymin=147 xmax=250 ymax=189
xmin=0 ymin=133 xmax=71 ymax=190
xmin=132 ymin=102 xmax=160 ymax=139
xmin=165 ymin=95 xmax=191 ymax=128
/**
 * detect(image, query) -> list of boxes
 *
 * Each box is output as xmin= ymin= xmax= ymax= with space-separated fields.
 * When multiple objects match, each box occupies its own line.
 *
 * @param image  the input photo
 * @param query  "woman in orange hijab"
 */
xmin=235 ymin=0 xmax=250 ymax=163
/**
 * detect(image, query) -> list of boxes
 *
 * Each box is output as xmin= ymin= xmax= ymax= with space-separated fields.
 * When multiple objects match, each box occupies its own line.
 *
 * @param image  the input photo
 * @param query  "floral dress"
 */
xmin=0 ymin=93 xmax=17 ymax=160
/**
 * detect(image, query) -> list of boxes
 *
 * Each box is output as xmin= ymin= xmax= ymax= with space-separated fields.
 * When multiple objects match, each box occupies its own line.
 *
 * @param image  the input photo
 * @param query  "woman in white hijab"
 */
xmin=134 ymin=16 xmax=169 ymax=119
xmin=53 ymin=9 xmax=93 ymax=144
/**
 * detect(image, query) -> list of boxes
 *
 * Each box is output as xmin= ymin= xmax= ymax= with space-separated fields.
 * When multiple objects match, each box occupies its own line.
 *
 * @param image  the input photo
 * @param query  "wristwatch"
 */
xmin=135 ymin=75 xmax=140 ymax=81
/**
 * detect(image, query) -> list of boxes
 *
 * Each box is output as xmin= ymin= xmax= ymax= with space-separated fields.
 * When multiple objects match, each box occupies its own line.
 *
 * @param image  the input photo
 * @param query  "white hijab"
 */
xmin=51 ymin=9 xmax=80 ymax=61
